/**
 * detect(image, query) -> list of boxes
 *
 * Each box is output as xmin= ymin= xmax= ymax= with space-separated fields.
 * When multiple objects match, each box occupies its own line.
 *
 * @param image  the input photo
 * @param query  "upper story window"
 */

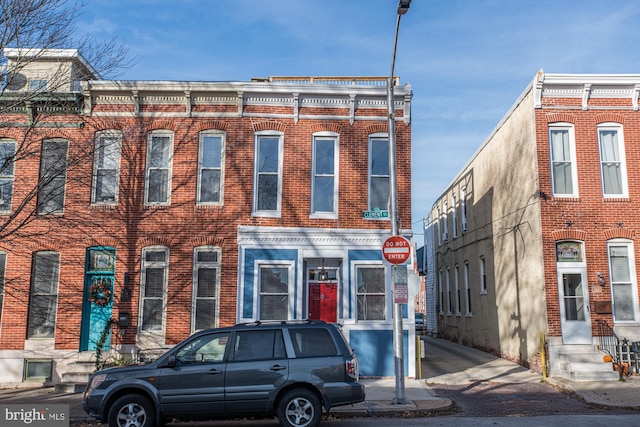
xmin=253 ymin=131 xmax=283 ymax=216
xmin=442 ymin=199 xmax=449 ymax=242
xmin=461 ymin=185 xmax=468 ymax=232
xmin=0 ymin=139 xmax=16 ymax=213
xmin=193 ymin=246 xmax=221 ymax=331
xmin=145 ymin=130 xmax=173 ymax=206
xmin=27 ymin=251 xmax=60 ymax=338
xmin=452 ymin=193 xmax=458 ymax=239
xmin=598 ymin=124 xmax=628 ymax=197
xmin=549 ymin=124 xmax=578 ymax=197
xmin=141 ymin=246 xmax=169 ymax=331
xmin=29 ymin=79 xmax=47 ymax=91
xmin=37 ymin=139 xmax=68 ymax=214
xmin=368 ymin=135 xmax=389 ymax=211
xmin=197 ymin=131 xmax=225 ymax=205
xmin=92 ymin=131 xmax=122 ymax=205
xmin=311 ymin=133 xmax=338 ymax=217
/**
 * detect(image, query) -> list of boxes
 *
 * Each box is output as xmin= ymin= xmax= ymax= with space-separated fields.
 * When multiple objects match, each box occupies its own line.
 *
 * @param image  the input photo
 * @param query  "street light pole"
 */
xmin=388 ymin=0 xmax=411 ymax=405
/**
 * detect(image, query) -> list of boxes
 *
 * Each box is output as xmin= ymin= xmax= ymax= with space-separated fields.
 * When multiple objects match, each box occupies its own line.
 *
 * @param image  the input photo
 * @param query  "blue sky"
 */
xmin=75 ymin=0 xmax=640 ymax=241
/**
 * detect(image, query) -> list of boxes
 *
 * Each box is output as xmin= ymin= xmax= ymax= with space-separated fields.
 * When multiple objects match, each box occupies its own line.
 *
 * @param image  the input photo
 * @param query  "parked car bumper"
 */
xmin=324 ymin=381 xmax=365 ymax=409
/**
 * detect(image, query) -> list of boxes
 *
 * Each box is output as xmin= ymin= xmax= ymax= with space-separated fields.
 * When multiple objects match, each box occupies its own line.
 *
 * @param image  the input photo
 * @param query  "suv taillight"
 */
xmin=346 ymin=357 xmax=358 ymax=380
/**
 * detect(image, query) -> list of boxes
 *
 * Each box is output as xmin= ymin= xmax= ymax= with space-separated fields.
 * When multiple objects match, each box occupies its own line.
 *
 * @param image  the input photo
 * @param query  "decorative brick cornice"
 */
xmin=252 ymin=120 xmax=288 ymax=132
xmin=603 ymin=228 xmax=635 ymax=240
xmin=551 ymin=229 xmax=587 ymax=241
xmin=545 ymin=113 xmax=576 ymax=124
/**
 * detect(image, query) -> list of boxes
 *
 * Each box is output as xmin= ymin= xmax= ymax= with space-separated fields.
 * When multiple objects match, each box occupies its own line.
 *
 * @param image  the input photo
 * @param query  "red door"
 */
xmin=308 ymin=283 xmax=337 ymax=322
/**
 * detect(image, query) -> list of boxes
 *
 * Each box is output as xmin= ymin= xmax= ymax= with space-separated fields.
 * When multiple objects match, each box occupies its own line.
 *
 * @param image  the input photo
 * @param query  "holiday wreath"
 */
xmin=88 ymin=278 xmax=112 ymax=306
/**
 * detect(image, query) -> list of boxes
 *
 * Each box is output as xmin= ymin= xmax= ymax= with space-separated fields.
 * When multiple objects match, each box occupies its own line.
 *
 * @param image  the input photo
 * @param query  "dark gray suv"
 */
xmin=82 ymin=320 xmax=365 ymax=427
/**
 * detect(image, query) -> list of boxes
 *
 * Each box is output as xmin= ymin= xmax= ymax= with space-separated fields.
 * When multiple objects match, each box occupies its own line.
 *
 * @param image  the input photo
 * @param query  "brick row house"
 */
xmin=430 ymin=70 xmax=640 ymax=381
xmin=0 ymin=49 xmax=417 ymax=386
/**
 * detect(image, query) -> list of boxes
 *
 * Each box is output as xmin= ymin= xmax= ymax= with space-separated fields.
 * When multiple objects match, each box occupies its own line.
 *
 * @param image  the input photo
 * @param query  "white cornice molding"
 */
xmin=535 ymin=70 xmax=640 ymax=110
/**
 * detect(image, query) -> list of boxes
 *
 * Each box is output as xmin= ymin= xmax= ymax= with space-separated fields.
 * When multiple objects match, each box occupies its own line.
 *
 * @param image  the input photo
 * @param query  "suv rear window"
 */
xmin=289 ymin=327 xmax=338 ymax=357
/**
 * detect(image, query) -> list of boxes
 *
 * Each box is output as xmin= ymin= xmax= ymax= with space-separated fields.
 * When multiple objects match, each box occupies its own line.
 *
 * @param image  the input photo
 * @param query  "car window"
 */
xmin=289 ymin=327 xmax=338 ymax=357
xmin=176 ymin=332 xmax=229 ymax=365
xmin=232 ymin=329 xmax=286 ymax=361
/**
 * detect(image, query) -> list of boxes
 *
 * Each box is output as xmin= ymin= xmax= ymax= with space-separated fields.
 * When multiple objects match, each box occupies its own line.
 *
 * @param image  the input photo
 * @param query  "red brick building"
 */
xmin=430 ymin=70 xmax=640 ymax=381
xmin=0 ymin=49 xmax=416 ymax=386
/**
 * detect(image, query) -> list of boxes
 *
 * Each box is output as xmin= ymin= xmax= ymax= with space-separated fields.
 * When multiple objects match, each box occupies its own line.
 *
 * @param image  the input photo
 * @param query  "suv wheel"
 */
xmin=277 ymin=389 xmax=321 ymax=427
xmin=108 ymin=394 xmax=155 ymax=427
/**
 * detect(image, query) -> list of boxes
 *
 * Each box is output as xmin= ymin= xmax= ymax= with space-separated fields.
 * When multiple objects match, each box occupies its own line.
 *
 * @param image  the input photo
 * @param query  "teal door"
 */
xmin=80 ymin=248 xmax=116 ymax=351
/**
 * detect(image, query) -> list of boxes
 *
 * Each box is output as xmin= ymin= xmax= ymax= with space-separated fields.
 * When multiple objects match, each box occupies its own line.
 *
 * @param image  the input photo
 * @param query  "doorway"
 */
xmin=307 ymin=262 xmax=338 ymax=322
xmin=557 ymin=270 xmax=592 ymax=344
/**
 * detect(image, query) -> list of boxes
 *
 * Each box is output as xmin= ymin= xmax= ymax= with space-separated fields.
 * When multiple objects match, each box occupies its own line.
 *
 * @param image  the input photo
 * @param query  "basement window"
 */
xmin=23 ymin=359 xmax=52 ymax=382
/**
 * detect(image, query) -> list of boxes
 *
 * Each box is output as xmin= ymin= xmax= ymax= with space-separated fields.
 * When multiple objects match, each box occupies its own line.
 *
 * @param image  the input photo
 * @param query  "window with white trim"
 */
xmin=311 ymin=133 xmax=338 ymax=216
xmin=464 ymin=261 xmax=471 ymax=315
xmin=598 ymin=124 xmax=628 ymax=197
xmin=549 ymin=124 xmax=578 ymax=197
xmin=141 ymin=247 xmax=168 ymax=331
xmin=454 ymin=264 xmax=461 ymax=315
xmin=608 ymin=240 xmax=639 ymax=322
xmin=193 ymin=246 xmax=221 ymax=331
xmin=480 ymin=256 xmax=487 ymax=294
xmin=442 ymin=199 xmax=449 ymax=242
xmin=0 ymin=139 xmax=16 ymax=212
xmin=438 ymin=269 xmax=444 ymax=315
xmin=436 ymin=207 xmax=442 ymax=246
xmin=37 ymin=139 xmax=68 ymax=214
xmin=27 ymin=252 xmax=60 ymax=338
xmin=452 ymin=193 xmax=458 ymax=239
xmin=461 ymin=186 xmax=468 ymax=232
xmin=253 ymin=132 xmax=283 ymax=216
xmin=368 ymin=135 xmax=389 ymax=211
xmin=446 ymin=267 xmax=452 ymax=315
xmin=145 ymin=131 xmax=173 ymax=205
xmin=197 ymin=131 xmax=224 ymax=205
xmin=92 ymin=131 xmax=122 ymax=204
xmin=259 ymin=264 xmax=291 ymax=320
xmin=356 ymin=265 xmax=386 ymax=321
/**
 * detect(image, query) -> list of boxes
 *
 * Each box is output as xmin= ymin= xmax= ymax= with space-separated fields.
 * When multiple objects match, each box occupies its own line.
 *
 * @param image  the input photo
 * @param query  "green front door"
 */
xmin=80 ymin=247 xmax=116 ymax=351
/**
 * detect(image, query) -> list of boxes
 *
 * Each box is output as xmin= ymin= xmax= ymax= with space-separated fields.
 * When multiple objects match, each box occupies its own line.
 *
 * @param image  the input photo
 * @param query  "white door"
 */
xmin=558 ymin=269 xmax=592 ymax=344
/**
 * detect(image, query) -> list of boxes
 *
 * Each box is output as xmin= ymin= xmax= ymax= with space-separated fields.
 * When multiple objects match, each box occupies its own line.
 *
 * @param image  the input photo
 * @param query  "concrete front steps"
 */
xmin=555 ymin=344 xmax=620 ymax=381
xmin=54 ymin=351 xmax=97 ymax=393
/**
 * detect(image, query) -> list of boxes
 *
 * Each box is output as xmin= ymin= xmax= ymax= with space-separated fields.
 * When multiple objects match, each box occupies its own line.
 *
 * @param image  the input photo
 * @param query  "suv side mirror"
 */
xmin=160 ymin=355 xmax=176 ymax=368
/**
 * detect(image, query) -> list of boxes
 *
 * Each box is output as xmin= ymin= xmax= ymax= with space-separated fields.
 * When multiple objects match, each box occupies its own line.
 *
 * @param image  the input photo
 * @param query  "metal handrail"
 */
xmin=595 ymin=319 xmax=621 ymax=360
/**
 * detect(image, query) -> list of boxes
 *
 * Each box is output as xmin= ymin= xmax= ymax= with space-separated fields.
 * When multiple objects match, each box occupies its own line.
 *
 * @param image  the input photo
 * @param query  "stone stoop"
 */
xmin=54 ymin=352 xmax=97 ymax=394
xmin=556 ymin=345 xmax=620 ymax=381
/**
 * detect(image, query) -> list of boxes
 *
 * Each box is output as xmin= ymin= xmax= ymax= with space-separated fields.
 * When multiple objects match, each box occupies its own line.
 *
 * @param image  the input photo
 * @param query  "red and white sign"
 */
xmin=382 ymin=235 xmax=411 ymax=264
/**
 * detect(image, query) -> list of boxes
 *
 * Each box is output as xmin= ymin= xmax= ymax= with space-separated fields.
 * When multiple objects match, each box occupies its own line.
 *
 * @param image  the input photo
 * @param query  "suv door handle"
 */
xmin=270 ymin=365 xmax=287 ymax=371
xmin=207 ymin=369 xmax=223 ymax=375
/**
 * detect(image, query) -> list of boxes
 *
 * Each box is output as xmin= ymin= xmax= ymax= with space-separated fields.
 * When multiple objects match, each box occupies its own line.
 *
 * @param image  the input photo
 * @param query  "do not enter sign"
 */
xmin=382 ymin=235 xmax=411 ymax=264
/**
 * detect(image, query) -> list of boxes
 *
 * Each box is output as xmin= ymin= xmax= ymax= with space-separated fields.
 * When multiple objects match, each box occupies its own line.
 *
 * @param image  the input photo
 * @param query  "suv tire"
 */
xmin=108 ymin=394 xmax=155 ymax=427
xmin=277 ymin=388 xmax=322 ymax=427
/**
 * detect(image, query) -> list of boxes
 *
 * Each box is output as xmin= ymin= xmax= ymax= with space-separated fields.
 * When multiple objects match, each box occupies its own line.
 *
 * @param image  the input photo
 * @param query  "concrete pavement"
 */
xmin=1 ymin=336 xmax=639 ymax=424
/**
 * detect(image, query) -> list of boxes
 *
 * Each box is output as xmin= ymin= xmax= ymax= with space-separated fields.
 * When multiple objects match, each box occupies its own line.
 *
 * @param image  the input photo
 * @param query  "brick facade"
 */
xmin=0 ymin=50 xmax=414 ymax=384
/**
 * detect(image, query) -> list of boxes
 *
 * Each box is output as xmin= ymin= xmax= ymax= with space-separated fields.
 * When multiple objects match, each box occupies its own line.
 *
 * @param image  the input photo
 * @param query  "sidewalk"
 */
xmin=2 ymin=337 xmax=640 ymax=424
